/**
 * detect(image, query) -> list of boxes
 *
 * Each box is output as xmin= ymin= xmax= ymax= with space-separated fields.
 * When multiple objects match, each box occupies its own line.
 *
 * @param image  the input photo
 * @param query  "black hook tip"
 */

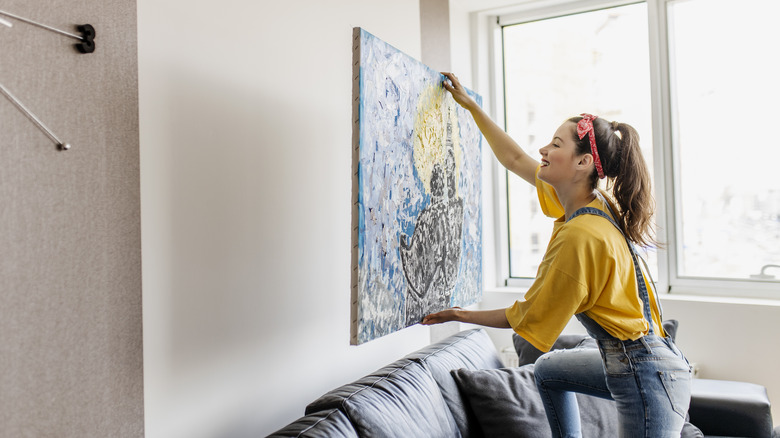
xmin=76 ymin=24 xmax=95 ymax=54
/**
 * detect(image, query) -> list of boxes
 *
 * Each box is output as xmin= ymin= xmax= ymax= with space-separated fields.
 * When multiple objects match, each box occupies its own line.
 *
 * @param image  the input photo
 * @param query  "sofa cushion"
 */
xmin=453 ymin=364 xmax=707 ymax=438
xmin=513 ymin=320 xmax=680 ymax=367
xmin=405 ymin=328 xmax=503 ymax=438
xmin=307 ymin=360 xmax=460 ymax=438
xmin=452 ymin=365 xmax=618 ymax=438
xmin=689 ymin=378 xmax=773 ymax=438
xmin=680 ymin=421 xmax=704 ymax=438
xmin=513 ymin=334 xmax=596 ymax=367
xmin=305 ymin=359 xmax=416 ymax=414
xmin=267 ymin=409 xmax=358 ymax=438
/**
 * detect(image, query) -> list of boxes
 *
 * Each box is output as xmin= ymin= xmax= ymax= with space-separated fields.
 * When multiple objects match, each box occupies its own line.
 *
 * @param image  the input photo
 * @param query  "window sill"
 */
xmin=482 ymin=286 xmax=780 ymax=307
xmin=484 ymin=286 xmax=529 ymax=295
xmin=661 ymin=293 xmax=780 ymax=308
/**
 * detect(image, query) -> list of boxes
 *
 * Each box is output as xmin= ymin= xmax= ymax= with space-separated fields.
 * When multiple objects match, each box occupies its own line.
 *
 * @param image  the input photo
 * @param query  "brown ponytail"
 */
xmin=568 ymin=116 xmax=656 ymax=248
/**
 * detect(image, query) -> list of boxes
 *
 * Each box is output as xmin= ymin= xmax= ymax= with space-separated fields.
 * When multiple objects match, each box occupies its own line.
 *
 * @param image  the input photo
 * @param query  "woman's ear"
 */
xmin=578 ymin=153 xmax=594 ymax=170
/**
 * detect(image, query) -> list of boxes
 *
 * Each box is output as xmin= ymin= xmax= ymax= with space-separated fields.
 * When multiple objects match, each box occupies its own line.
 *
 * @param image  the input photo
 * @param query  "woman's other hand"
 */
xmin=421 ymin=307 xmax=463 ymax=325
xmin=422 ymin=307 xmax=513 ymax=329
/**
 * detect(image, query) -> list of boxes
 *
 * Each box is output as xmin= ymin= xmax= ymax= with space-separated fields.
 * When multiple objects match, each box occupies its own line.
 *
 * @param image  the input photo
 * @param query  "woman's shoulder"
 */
xmin=562 ymin=204 xmax=623 ymax=245
xmin=561 ymin=215 xmax=612 ymax=240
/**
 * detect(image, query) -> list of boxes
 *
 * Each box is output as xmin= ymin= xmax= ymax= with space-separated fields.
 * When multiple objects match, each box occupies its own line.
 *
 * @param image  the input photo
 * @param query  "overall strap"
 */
xmin=567 ymin=206 xmax=659 ymax=335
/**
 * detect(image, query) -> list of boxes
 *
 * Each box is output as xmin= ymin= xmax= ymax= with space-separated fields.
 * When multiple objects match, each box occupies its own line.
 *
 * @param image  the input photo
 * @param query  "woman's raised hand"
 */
xmin=442 ymin=72 xmax=538 ymax=186
xmin=442 ymin=72 xmax=477 ymax=110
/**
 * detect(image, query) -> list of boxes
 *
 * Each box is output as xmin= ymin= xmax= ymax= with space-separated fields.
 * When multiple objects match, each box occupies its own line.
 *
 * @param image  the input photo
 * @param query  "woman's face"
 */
xmin=537 ymin=121 xmax=584 ymax=186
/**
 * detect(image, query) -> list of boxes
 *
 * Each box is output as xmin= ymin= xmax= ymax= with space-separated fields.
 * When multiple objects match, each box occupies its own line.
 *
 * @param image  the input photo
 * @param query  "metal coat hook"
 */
xmin=0 ymin=10 xmax=95 ymax=53
xmin=0 ymin=81 xmax=70 ymax=151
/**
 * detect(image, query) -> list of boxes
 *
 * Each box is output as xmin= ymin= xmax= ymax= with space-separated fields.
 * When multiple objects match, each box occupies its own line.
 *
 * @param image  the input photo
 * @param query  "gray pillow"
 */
xmin=451 ymin=365 xmax=617 ymax=438
xmin=451 ymin=363 xmax=703 ymax=438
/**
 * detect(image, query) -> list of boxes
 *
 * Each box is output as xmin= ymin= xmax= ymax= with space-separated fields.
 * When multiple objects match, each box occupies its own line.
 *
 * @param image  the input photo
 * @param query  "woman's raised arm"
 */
xmin=442 ymin=72 xmax=538 ymax=186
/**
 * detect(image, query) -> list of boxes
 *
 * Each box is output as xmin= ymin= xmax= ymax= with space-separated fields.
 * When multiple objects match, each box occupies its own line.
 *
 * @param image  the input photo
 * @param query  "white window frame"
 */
xmin=479 ymin=0 xmax=780 ymax=300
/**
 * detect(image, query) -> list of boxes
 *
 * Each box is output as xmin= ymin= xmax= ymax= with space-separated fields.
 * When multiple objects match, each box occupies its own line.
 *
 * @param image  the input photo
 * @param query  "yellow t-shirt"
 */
xmin=505 ymin=168 xmax=664 ymax=352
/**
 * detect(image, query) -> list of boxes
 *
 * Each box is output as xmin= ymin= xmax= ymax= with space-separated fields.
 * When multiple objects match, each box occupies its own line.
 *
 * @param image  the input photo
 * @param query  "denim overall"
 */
xmin=533 ymin=204 xmax=692 ymax=438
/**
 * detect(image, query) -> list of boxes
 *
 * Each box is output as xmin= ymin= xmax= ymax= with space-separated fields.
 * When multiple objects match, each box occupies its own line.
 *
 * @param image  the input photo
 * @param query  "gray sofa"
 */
xmin=269 ymin=328 xmax=776 ymax=437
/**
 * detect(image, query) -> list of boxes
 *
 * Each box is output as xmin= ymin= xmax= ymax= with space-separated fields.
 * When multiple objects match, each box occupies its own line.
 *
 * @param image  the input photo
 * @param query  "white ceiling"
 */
xmin=450 ymin=0 xmax=540 ymax=13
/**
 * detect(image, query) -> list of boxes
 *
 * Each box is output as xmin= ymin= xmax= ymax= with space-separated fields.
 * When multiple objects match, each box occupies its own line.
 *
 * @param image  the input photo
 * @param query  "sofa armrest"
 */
xmin=688 ymin=379 xmax=773 ymax=437
xmin=267 ymin=409 xmax=358 ymax=438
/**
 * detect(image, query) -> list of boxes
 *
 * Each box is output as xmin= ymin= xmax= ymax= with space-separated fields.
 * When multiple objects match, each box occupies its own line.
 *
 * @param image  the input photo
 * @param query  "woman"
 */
xmin=422 ymin=72 xmax=691 ymax=437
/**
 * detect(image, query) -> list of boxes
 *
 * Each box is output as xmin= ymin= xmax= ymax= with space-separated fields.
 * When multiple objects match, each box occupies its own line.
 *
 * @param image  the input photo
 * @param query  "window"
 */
xmin=495 ymin=0 xmax=780 ymax=297
xmin=502 ymin=2 xmax=655 ymax=279
xmin=668 ymin=0 xmax=780 ymax=282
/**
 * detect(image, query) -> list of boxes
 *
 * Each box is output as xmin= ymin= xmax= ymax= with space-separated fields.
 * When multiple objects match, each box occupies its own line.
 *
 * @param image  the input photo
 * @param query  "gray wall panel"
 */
xmin=0 ymin=1 xmax=142 ymax=436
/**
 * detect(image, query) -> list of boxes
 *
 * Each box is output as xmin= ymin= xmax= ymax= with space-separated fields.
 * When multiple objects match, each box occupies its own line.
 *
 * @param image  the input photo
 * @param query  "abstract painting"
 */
xmin=351 ymin=28 xmax=483 ymax=345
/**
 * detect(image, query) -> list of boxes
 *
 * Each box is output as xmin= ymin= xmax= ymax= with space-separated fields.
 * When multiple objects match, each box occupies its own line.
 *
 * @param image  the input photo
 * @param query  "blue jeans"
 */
xmin=534 ymin=335 xmax=691 ymax=438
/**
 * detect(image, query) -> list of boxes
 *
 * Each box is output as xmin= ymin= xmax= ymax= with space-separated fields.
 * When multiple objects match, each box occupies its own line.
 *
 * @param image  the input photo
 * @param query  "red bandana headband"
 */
xmin=577 ymin=113 xmax=605 ymax=179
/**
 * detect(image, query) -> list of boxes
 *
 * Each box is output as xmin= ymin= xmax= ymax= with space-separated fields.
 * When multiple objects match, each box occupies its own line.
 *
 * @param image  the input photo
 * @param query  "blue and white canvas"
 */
xmin=351 ymin=28 xmax=483 ymax=344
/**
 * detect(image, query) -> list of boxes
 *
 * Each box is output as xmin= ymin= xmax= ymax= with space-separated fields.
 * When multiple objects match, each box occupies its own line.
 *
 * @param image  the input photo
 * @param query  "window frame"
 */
xmin=487 ymin=0 xmax=780 ymax=299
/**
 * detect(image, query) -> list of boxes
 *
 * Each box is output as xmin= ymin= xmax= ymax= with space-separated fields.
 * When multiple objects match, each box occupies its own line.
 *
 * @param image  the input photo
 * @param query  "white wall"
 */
xmin=138 ymin=1 xmax=437 ymax=436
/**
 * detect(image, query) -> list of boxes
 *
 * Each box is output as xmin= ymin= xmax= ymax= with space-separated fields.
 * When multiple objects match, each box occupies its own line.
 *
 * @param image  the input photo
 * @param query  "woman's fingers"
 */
xmin=421 ymin=307 xmax=463 ymax=325
xmin=442 ymin=72 xmax=459 ymax=89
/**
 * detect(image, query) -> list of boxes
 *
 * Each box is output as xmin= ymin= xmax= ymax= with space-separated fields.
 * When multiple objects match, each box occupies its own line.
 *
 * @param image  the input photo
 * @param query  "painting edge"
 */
xmin=350 ymin=27 xmax=361 ymax=345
